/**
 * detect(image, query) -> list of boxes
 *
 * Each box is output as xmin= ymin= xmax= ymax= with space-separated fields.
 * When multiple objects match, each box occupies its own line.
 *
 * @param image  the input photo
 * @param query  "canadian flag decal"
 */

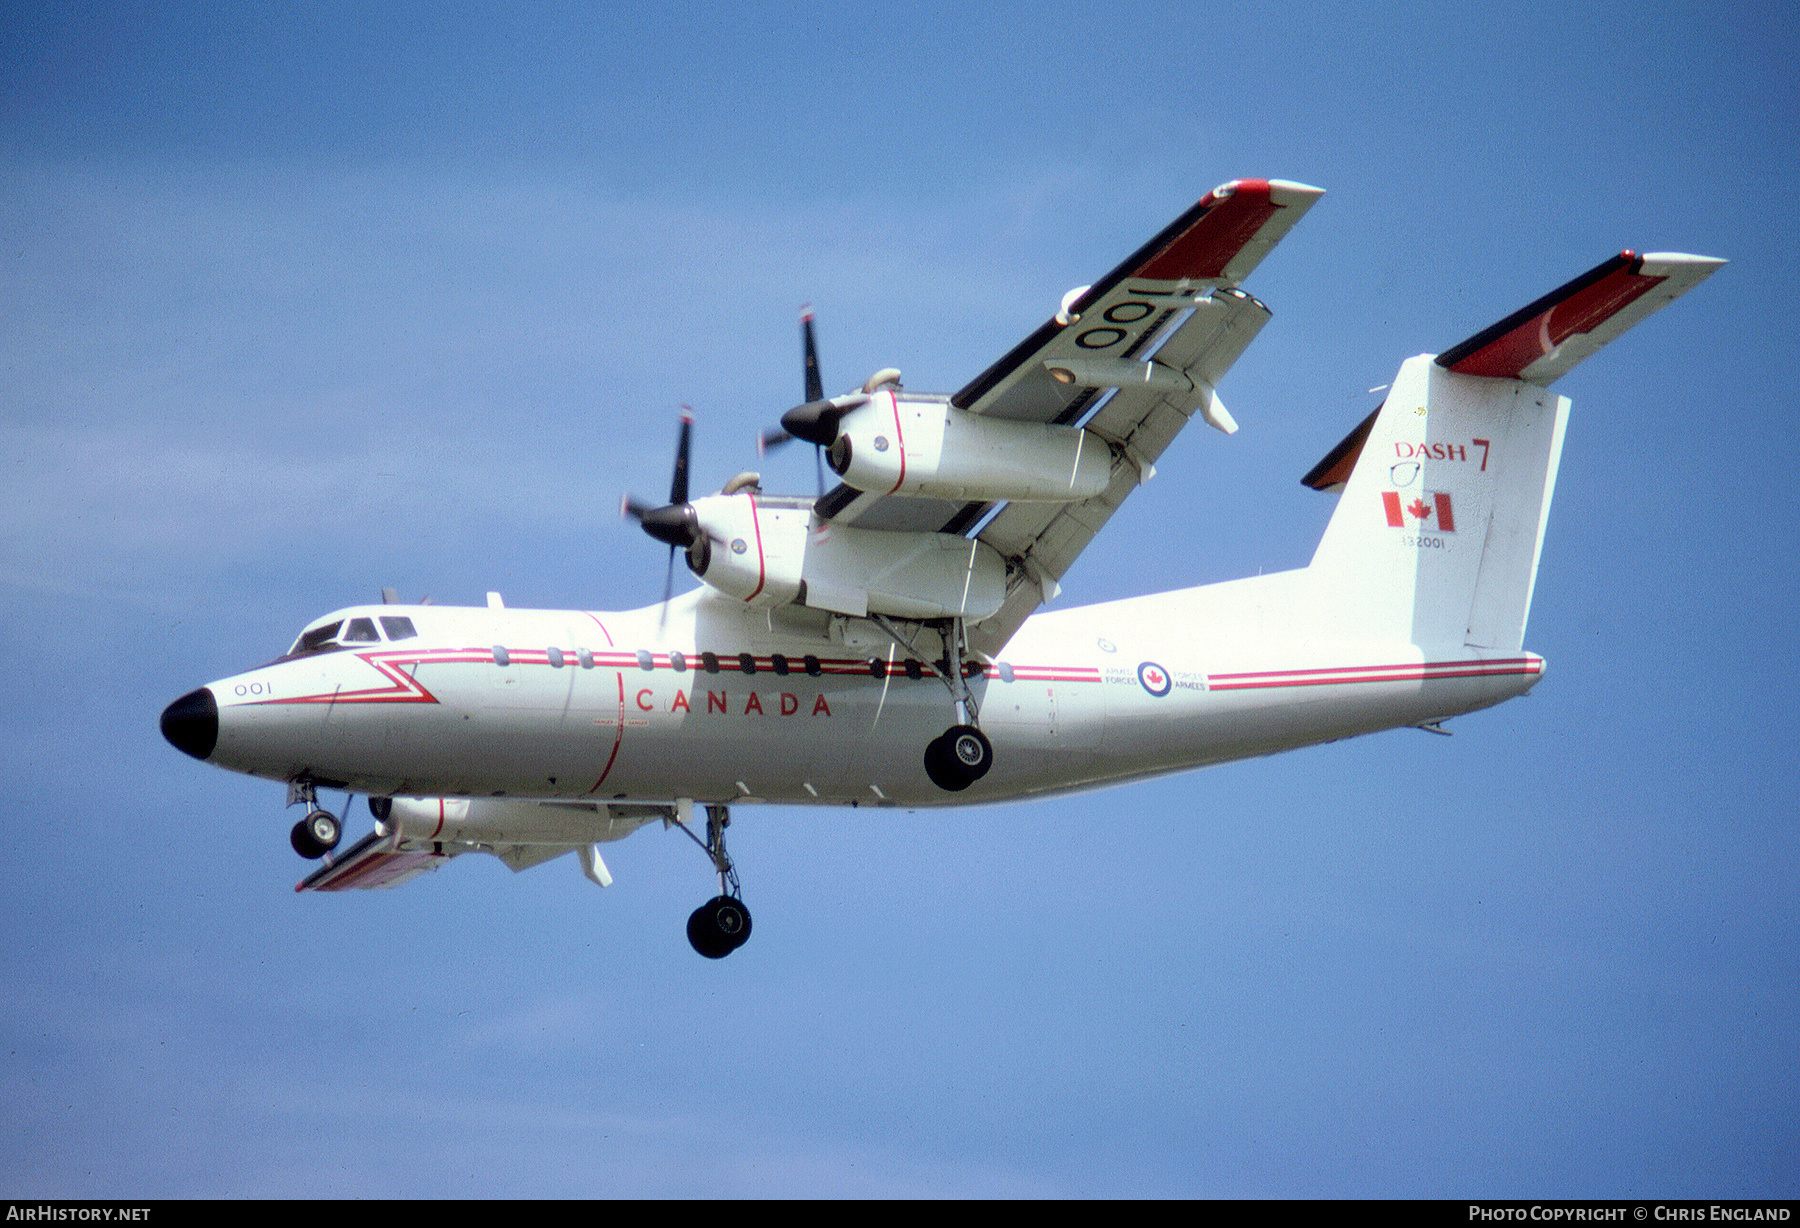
xmin=1382 ymin=490 xmax=1456 ymax=532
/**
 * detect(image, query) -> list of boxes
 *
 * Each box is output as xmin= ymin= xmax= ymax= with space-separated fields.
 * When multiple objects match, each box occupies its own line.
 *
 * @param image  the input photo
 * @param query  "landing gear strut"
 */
xmin=880 ymin=614 xmax=994 ymax=793
xmin=286 ymin=781 xmax=343 ymax=860
xmin=671 ymin=802 xmax=752 ymax=959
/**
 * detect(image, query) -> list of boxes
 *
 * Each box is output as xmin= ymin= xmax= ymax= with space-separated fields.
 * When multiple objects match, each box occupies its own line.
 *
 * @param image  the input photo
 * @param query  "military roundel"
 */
xmin=1137 ymin=661 xmax=1172 ymax=697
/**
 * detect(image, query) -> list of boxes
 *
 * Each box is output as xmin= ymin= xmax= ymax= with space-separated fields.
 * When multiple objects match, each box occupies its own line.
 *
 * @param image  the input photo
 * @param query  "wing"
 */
xmin=816 ymin=179 xmax=1324 ymax=655
xmin=297 ymin=824 xmax=465 ymax=890
xmin=296 ymin=800 xmax=667 ymax=891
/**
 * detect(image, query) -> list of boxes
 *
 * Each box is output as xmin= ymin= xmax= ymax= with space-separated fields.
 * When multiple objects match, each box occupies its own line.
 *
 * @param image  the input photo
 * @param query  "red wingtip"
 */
xmin=1137 ymin=179 xmax=1279 ymax=281
xmin=1198 ymin=177 xmax=1271 ymax=209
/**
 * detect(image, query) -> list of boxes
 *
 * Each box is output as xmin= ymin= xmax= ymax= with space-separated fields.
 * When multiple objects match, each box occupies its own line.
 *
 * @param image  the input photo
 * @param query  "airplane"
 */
xmin=159 ymin=179 xmax=1723 ymax=958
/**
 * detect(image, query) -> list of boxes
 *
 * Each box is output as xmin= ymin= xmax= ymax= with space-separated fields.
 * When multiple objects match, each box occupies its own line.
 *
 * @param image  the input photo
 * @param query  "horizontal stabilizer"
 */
xmin=1435 ymin=251 xmax=1724 ymax=384
xmin=1301 ymin=406 xmax=1379 ymax=493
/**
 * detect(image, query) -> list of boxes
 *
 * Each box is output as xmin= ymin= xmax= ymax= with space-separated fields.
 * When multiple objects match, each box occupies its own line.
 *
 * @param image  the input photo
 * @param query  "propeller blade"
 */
xmin=802 ymin=306 xmax=823 ymax=404
xmin=658 ymin=544 xmax=676 ymax=629
xmin=669 ymin=410 xmax=692 ymax=506
xmin=758 ymin=425 xmax=796 ymax=455
xmin=802 ymin=308 xmax=827 ymax=496
xmin=625 ymin=412 xmax=702 ymax=553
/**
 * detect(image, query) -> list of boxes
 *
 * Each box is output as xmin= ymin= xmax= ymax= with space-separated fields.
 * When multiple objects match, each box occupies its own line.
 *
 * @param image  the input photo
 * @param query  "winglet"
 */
xmin=1436 ymin=251 xmax=1725 ymax=384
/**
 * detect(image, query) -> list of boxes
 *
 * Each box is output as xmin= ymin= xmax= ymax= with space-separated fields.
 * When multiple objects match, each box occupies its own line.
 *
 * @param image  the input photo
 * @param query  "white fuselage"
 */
xmin=198 ymin=571 xmax=1544 ymax=810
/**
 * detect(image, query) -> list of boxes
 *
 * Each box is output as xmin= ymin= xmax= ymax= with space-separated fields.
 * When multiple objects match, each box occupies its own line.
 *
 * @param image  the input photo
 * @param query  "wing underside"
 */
xmin=296 ymin=800 xmax=668 ymax=891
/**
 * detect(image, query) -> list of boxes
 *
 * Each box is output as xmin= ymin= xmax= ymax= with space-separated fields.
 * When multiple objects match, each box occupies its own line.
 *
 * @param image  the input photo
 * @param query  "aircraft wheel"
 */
xmin=946 ymin=725 xmax=993 ymax=782
xmin=687 ymin=896 xmax=752 ymax=958
xmin=924 ymin=725 xmax=992 ymax=791
xmin=922 ymin=734 xmax=964 ymax=791
xmin=306 ymin=809 xmax=342 ymax=852
xmin=289 ymin=810 xmax=340 ymax=860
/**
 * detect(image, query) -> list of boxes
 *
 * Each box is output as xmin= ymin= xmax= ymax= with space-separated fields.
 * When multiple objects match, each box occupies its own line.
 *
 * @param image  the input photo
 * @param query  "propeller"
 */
xmin=622 ymin=411 xmax=706 ymax=619
xmin=758 ymin=306 xmax=840 ymax=495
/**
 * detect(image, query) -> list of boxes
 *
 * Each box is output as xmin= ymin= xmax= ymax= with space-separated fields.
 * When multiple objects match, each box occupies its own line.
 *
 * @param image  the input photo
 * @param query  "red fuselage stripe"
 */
xmin=256 ymin=646 xmax=1533 ymax=706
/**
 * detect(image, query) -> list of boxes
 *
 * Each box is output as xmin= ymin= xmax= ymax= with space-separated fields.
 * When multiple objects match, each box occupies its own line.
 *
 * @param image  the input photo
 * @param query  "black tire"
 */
xmin=306 ymin=809 xmax=342 ymax=852
xmin=687 ymin=896 xmax=752 ymax=958
xmin=713 ymin=896 xmax=752 ymax=949
xmin=922 ymin=733 xmax=968 ymax=791
xmin=290 ymin=816 xmax=328 ymax=859
xmin=924 ymin=725 xmax=992 ymax=791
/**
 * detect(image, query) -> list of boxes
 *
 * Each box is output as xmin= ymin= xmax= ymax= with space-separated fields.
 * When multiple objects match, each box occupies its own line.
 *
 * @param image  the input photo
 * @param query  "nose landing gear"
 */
xmin=285 ymin=781 xmax=344 ymax=860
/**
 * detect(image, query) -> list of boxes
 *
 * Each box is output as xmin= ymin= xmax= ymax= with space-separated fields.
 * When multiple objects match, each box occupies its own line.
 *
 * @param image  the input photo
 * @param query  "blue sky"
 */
xmin=4 ymin=0 xmax=1796 ymax=1197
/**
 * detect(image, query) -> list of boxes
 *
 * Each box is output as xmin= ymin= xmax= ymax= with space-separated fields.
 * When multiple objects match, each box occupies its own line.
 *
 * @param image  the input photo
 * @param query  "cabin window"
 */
xmin=738 ymin=652 xmax=757 ymax=675
xmin=868 ymin=658 xmax=887 ymax=679
xmin=343 ymin=618 xmax=380 ymax=642
xmin=804 ymin=655 xmax=822 ymax=677
xmin=636 ymin=650 xmax=654 ymax=671
xmin=578 ymin=648 xmax=594 ymax=669
xmin=379 ymin=616 xmax=417 ymax=641
xmin=771 ymin=654 xmax=790 ymax=676
xmin=548 ymin=647 xmax=565 ymax=668
xmin=669 ymin=651 xmax=687 ymax=672
xmin=998 ymin=662 xmax=1015 ymax=683
xmin=492 ymin=645 xmax=510 ymax=666
xmin=701 ymin=651 xmax=720 ymax=674
xmin=904 ymin=659 xmax=923 ymax=680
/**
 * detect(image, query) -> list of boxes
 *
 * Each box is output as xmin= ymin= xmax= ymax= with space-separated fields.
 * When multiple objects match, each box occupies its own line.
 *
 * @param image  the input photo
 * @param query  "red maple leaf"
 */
xmin=1408 ymin=498 xmax=1432 ymax=521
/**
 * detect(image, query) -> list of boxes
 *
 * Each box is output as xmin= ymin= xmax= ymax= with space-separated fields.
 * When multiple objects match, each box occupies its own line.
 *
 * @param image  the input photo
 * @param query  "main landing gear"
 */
xmin=876 ymin=614 xmax=995 ymax=793
xmin=286 ymin=781 xmax=343 ymax=860
xmin=923 ymin=724 xmax=994 ymax=792
xmin=671 ymin=801 xmax=752 ymax=959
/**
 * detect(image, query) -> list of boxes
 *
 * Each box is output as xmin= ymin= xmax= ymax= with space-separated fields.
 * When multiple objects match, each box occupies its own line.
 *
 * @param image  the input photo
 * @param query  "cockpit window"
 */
xmin=296 ymin=622 xmax=343 ymax=654
xmin=281 ymin=611 xmax=418 ymax=661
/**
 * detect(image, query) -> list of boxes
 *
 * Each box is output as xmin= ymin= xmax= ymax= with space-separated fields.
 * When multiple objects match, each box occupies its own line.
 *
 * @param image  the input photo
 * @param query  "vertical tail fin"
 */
xmin=1305 ymin=358 xmax=1568 ymax=650
xmin=1301 ymin=251 xmax=1723 ymax=651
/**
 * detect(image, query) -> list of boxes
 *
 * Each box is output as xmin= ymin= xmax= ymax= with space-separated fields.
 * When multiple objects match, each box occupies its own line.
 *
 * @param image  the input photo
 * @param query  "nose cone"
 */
xmin=161 ymin=687 xmax=218 ymax=761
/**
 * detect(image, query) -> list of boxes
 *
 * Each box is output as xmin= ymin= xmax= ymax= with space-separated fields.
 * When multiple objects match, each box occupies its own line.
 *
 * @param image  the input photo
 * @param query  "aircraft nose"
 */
xmin=160 ymin=687 xmax=218 ymax=761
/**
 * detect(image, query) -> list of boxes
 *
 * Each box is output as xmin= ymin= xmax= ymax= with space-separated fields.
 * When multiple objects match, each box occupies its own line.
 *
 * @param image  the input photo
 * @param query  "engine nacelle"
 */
xmin=683 ymin=494 xmax=808 ymax=608
xmin=826 ymin=390 xmax=1114 ymax=503
xmin=686 ymin=492 xmax=1006 ymax=620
